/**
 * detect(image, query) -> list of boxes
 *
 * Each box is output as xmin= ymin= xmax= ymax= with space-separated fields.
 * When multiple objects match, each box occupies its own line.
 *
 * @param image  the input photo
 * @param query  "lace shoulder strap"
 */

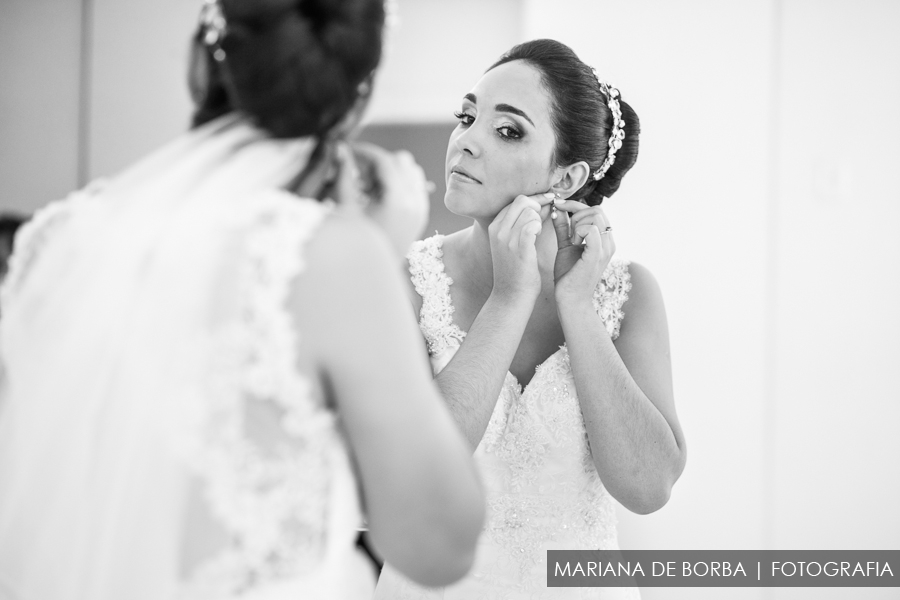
xmin=0 ymin=179 xmax=107 ymax=312
xmin=406 ymin=234 xmax=466 ymax=356
xmin=592 ymin=258 xmax=632 ymax=340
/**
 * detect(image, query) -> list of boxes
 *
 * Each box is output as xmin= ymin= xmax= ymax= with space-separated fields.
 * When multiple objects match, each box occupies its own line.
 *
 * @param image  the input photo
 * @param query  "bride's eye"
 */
xmin=454 ymin=111 xmax=475 ymax=127
xmin=497 ymin=125 xmax=522 ymax=140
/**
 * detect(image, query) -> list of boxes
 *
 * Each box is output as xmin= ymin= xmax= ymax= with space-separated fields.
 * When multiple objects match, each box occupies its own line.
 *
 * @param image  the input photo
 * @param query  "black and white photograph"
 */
xmin=1 ymin=1 xmax=897 ymax=599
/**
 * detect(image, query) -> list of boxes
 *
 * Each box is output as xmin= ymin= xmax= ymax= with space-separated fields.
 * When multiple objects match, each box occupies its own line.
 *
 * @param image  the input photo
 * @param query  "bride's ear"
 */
xmin=550 ymin=161 xmax=590 ymax=199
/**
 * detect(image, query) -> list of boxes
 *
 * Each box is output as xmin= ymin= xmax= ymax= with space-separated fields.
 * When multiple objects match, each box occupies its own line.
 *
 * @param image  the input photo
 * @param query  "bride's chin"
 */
xmin=443 ymin=190 xmax=481 ymax=220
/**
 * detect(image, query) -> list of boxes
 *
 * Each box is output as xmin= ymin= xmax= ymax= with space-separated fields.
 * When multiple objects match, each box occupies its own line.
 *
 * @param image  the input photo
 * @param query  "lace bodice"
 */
xmin=377 ymin=234 xmax=638 ymax=599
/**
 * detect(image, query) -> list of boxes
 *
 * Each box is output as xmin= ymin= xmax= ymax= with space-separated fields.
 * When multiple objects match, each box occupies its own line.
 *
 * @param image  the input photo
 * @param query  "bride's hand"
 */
xmin=551 ymin=199 xmax=615 ymax=306
xmin=334 ymin=142 xmax=430 ymax=257
xmin=488 ymin=193 xmax=554 ymax=304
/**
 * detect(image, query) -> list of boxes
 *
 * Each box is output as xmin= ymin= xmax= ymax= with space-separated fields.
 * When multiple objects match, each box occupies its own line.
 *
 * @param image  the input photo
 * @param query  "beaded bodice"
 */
xmin=398 ymin=234 xmax=635 ymax=598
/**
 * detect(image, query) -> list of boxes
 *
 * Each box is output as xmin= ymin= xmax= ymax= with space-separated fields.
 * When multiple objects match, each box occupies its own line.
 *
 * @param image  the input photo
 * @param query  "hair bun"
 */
xmin=192 ymin=0 xmax=385 ymax=139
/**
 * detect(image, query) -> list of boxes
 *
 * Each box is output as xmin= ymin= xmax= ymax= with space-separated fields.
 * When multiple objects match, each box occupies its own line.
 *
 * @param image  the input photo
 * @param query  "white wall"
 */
xmin=0 ymin=0 xmax=83 ymax=214
xmin=367 ymin=0 xmax=523 ymax=123
xmin=770 ymin=0 xmax=900 ymax=558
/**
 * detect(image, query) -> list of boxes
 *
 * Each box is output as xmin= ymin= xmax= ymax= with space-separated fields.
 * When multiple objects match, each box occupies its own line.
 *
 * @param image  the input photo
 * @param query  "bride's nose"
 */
xmin=453 ymin=124 xmax=483 ymax=158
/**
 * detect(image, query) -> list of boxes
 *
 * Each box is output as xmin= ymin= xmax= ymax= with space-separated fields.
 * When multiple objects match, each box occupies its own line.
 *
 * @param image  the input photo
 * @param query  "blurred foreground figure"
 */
xmin=0 ymin=1 xmax=484 ymax=598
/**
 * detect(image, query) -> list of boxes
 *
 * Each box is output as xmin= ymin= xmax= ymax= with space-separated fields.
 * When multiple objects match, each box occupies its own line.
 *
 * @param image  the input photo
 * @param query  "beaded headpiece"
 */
xmin=590 ymin=68 xmax=625 ymax=182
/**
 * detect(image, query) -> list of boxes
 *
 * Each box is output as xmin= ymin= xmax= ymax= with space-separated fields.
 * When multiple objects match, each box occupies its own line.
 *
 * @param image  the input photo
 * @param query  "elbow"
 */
xmin=374 ymin=486 xmax=485 ymax=587
xmin=624 ymin=483 xmax=672 ymax=515
xmin=618 ymin=447 xmax=687 ymax=516
xmin=416 ymin=499 xmax=485 ymax=586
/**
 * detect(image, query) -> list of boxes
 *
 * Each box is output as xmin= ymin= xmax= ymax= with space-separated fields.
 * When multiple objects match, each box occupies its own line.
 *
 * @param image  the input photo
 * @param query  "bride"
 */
xmin=0 ymin=1 xmax=484 ymax=599
xmin=375 ymin=39 xmax=687 ymax=598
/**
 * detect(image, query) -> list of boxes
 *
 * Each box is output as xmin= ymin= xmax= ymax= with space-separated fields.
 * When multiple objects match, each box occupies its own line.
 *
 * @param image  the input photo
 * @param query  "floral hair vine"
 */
xmin=590 ymin=68 xmax=625 ymax=182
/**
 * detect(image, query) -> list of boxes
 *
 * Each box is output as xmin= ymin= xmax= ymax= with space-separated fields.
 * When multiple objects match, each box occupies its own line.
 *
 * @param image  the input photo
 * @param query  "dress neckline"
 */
xmin=429 ymin=234 xmax=566 ymax=392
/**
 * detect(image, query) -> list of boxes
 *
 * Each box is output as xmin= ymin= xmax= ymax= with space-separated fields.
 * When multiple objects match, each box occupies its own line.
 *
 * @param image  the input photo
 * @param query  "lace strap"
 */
xmin=592 ymin=258 xmax=632 ymax=340
xmin=406 ymin=235 xmax=466 ymax=356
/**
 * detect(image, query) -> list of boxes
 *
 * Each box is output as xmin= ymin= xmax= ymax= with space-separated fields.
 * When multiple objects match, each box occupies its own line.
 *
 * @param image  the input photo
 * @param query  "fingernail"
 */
xmin=553 ymin=198 xmax=563 ymax=206
xmin=543 ymin=192 xmax=555 ymax=199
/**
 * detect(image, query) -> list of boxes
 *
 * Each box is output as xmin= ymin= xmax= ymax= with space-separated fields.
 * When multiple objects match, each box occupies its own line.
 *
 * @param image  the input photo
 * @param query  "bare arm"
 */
xmin=292 ymin=213 xmax=484 ymax=585
xmin=433 ymin=291 xmax=535 ymax=448
xmin=428 ymin=195 xmax=550 ymax=448
xmin=559 ymin=262 xmax=686 ymax=514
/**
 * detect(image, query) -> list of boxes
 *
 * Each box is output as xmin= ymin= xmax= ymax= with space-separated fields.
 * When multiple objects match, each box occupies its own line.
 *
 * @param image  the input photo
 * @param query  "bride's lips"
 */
xmin=449 ymin=165 xmax=482 ymax=184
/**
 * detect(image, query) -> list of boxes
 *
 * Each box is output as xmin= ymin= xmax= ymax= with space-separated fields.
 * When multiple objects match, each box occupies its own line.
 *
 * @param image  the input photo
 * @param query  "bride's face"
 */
xmin=444 ymin=60 xmax=558 ymax=220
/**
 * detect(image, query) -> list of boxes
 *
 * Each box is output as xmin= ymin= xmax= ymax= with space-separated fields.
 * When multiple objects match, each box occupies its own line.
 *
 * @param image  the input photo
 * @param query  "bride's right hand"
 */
xmin=487 ymin=194 xmax=551 ymax=304
xmin=333 ymin=142 xmax=430 ymax=257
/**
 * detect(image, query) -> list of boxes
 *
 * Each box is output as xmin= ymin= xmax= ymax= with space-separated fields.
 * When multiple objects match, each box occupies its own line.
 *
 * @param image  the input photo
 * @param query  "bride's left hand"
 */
xmin=551 ymin=199 xmax=615 ymax=306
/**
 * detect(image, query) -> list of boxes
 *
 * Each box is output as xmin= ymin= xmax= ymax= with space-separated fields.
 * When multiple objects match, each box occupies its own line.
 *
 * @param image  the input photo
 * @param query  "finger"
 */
xmin=570 ymin=206 xmax=609 ymax=229
xmin=552 ymin=199 xmax=591 ymax=215
xmin=535 ymin=191 xmax=557 ymax=207
xmin=582 ymin=225 xmax=603 ymax=264
xmin=333 ymin=143 xmax=364 ymax=208
xmin=518 ymin=216 xmax=542 ymax=249
xmin=508 ymin=207 xmax=540 ymax=252
xmin=497 ymin=195 xmax=541 ymax=236
xmin=572 ymin=221 xmax=595 ymax=246
xmin=553 ymin=207 xmax=572 ymax=250
xmin=512 ymin=206 xmax=541 ymax=237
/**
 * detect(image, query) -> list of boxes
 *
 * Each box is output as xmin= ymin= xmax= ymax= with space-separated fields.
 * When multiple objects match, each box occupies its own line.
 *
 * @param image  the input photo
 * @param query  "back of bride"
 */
xmin=0 ymin=2 xmax=484 ymax=599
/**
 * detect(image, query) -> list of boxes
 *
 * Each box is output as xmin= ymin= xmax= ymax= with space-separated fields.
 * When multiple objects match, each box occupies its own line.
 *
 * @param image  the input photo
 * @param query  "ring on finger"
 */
xmin=600 ymin=226 xmax=613 ymax=235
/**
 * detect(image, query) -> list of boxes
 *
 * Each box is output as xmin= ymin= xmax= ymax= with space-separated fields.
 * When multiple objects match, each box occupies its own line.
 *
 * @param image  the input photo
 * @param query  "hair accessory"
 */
xmin=590 ymin=68 xmax=625 ymax=182
xmin=199 ymin=0 xmax=227 ymax=61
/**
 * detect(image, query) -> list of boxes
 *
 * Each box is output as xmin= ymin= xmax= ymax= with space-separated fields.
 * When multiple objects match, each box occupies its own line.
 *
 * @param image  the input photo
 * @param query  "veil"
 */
xmin=0 ymin=113 xmax=318 ymax=599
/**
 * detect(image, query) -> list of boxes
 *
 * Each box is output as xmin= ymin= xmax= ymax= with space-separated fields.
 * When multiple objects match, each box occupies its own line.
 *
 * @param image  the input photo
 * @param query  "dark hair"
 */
xmin=189 ymin=0 xmax=385 ymax=139
xmin=489 ymin=39 xmax=640 ymax=205
xmin=0 ymin=213 xmax=26 ymax=243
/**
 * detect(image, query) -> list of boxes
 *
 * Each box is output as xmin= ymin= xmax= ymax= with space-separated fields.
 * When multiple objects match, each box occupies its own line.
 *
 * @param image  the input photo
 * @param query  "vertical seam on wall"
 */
xmin=762 ymin=0 xmax=783 ymax=574
xmin=76 ymin=0 xmax=93 ymax=187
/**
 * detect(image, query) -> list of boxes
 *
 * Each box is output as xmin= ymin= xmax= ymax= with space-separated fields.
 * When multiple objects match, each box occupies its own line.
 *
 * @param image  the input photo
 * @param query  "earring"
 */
xmin=551 ymin=192 xmax=560 ymax=219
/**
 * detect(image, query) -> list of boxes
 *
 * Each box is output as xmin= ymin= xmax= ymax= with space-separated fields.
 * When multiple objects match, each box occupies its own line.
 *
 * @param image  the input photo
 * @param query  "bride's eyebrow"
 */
xmin=463 ymin=93 xmax=534 ymax=127
xmin=495 ymin=103 xmax=534 ymax=127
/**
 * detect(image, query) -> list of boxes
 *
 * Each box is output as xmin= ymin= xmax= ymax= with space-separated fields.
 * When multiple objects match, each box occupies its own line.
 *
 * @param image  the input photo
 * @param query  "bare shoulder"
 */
xmin=307 ymin=210 xmax=394 ymax=272
xmin=616 ymin=261 xmax=669 ymax=345
xmin=293 ymin=210 xmax=400 ymax=325
xmin=623 ymin=261 xmax=663 ymax=305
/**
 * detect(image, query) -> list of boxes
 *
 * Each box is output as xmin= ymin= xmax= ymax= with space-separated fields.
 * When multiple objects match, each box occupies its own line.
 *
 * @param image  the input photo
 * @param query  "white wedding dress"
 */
xmin=0 ymin=115 xmax=375 ymax=600
xmin=374 ymin=235 xmax=641 ymax=600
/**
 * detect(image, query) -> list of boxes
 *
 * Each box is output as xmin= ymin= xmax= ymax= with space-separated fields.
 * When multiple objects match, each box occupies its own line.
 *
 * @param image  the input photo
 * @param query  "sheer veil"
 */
xmin=0 ymin=113 xmax=317 ymax=599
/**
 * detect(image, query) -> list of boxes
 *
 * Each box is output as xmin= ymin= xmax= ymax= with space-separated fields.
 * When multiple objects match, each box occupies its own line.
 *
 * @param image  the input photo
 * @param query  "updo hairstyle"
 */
xmin=189 ymin=0 xmax=386 ymax=139
xmin=489 ymin=39 xmax=640 ymax=204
